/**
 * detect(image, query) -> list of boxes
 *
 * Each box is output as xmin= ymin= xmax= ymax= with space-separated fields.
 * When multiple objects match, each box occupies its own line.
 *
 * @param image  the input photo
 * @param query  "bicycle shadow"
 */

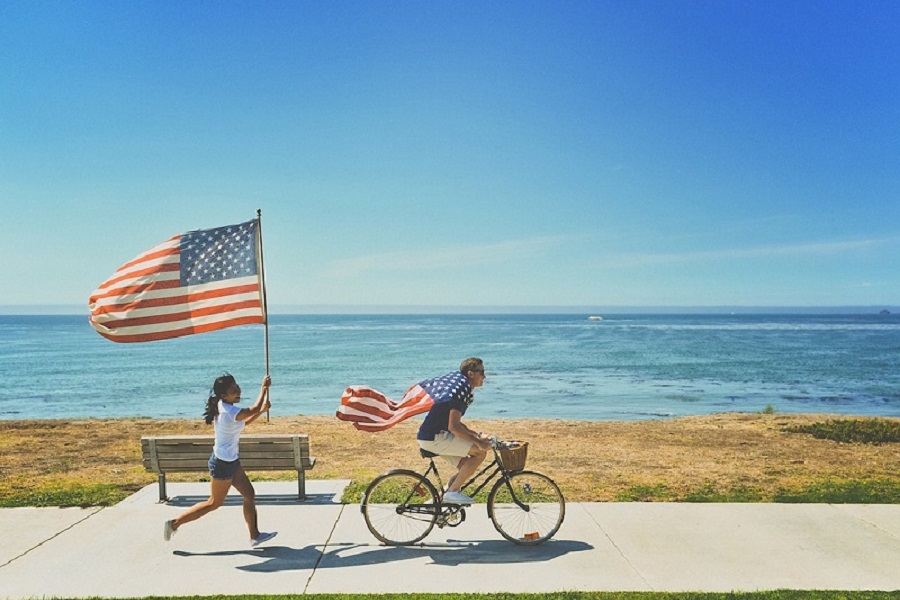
xmin=327 ymin=538 xmax=594 ymax=568
xmin=173 ymin=538 xmax=593 ymax=573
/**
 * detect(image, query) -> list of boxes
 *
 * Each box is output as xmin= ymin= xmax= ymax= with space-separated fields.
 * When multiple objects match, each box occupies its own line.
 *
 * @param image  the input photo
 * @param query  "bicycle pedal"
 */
xmin=437 ymin=508 xmax=465 ymax=528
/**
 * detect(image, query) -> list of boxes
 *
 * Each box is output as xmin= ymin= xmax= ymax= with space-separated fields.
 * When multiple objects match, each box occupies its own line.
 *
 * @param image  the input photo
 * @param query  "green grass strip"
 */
xmin=775 ymin=479 xmax=900 ymax=504
xmin=38 ymin=591 xmax=900 ymax=599
xmin=0 ymin=483 xmax=131 ymax=508
xmin=784 ymin=419 xmax=900 ymax=444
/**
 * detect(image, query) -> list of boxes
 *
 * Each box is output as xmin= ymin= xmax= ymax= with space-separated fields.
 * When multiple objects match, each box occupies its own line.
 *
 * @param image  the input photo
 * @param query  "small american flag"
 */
xmin=336 ymin=372 xmax=472 ymax=432
xmin=336 ymin=384 xmax=435 ymax=432
xmin=88 ymin=219 xmax=265 ymax=343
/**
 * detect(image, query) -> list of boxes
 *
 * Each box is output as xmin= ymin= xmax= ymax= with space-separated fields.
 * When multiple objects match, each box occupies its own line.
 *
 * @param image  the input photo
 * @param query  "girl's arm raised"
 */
xmin=238 ymin=376 xmax=271 ymax=423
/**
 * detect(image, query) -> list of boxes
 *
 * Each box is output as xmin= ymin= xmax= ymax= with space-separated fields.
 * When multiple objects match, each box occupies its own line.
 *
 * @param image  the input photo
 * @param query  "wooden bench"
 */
xmin=141 ymin=434 xmax=316 ymax=502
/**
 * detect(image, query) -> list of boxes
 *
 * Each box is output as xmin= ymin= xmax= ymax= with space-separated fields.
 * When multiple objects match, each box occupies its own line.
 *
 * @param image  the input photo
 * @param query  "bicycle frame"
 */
xmin=425 ymin=445 xmax=531 ymax=513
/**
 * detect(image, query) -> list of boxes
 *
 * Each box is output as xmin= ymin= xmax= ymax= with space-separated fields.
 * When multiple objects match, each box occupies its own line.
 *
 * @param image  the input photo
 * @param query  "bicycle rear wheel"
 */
xmin=487 ymin=470 xmax=565 ymax=545
xmin=361 ymin=469 xmax=439 ymax=545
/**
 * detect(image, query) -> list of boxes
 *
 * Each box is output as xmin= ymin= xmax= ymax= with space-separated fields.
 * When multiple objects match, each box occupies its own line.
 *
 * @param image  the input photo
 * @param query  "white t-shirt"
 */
xmin=213 ymin=400 xmax=245 ymax=462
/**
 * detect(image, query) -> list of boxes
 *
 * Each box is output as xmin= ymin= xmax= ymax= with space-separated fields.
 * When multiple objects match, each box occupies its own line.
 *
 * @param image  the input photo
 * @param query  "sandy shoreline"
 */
xmin=2 ymin=413 xmax=899 ymax=503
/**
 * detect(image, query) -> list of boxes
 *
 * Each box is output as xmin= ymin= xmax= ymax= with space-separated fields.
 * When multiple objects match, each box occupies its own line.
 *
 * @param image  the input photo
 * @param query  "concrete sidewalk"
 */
xmin=1 ymin=481 xmax=899 ymax=597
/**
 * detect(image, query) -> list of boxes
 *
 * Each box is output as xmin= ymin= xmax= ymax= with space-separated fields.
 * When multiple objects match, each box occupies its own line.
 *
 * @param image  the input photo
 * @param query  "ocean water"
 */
xmin=1 ymin=313 xmax=899 ymax=422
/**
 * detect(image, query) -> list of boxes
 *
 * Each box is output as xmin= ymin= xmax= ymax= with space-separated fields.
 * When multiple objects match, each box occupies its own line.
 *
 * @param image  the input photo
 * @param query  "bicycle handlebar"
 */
xmin=487 ymin=436 xmax=526 ymax=451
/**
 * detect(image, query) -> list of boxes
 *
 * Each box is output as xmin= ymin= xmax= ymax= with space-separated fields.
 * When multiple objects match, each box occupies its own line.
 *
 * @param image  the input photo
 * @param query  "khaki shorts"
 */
xmin=418 ymin=431 xmax=474 ymax=467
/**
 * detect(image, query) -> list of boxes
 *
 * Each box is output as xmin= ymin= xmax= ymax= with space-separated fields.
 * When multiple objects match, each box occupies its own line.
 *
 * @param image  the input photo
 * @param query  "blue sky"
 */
xmin=2 ymin=1 xmax=898 ymax=312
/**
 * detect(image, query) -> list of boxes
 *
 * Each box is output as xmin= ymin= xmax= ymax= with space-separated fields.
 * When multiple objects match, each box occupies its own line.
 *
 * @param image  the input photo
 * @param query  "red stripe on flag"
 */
xmin=95 ymin=261 xmax=181 ymax=292
xmin=95 ymin=299 xmax=262 ymax=329
xmin=90 ymin=282 xmax=260 ymax=317
xmin=113 ymin=236 xmax=180 ymax=271
xmin=89 ymin=278 xmax=183 ymax=309
xmin=92 ymin=314 xmax=265 ymax=343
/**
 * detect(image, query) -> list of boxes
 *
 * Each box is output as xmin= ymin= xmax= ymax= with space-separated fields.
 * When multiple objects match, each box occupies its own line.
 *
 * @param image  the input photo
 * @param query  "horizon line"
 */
xmin=1 ymin=303 xmax=896 ymax=316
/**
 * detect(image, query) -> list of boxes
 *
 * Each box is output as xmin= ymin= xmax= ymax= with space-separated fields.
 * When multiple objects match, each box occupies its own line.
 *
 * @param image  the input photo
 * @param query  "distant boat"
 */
xmin=587 ymin=316 xmax=603 ymax=321
xmin=880 ymin=309 xmax=891 ymax=315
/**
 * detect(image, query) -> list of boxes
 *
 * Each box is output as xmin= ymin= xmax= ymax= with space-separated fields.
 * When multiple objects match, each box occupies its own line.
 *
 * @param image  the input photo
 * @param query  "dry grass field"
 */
xmin=2 ymin=412 xmax=899 ymax=506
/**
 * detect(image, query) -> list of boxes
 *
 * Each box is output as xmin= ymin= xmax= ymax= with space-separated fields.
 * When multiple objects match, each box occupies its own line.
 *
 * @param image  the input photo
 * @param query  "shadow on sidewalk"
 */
xmin=165 ymin=493 xmax=340 ymax=506
xmin=327 ymin=539 xmax=595 ymax=567
xmin=174 ymin=538 xmax=593 ymax=572
xmin=174 ymin=546 xmax=320 ymax=572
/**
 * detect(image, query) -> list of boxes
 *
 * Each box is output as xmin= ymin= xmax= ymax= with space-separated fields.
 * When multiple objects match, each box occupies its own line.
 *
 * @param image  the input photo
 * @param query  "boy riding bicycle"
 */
xmin=416 ymin=357 xmax=493 ymax=505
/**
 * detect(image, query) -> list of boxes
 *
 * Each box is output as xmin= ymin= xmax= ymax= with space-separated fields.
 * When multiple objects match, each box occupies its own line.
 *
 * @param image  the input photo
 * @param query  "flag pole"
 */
xmin=257 ymin=208 xmax=271 ymax=422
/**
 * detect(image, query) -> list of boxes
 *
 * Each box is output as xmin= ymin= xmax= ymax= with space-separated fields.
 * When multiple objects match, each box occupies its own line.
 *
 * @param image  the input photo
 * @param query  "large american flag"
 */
xmin=88 ymin=219 xmax=265 ymax=343
xmin=336 ymin=384 xmax=435 ymax=432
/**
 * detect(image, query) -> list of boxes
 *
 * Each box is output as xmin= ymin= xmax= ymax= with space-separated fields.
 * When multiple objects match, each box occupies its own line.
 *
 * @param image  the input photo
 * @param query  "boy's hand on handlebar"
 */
xmin=476 ymin=432 xmax=495 ymax=450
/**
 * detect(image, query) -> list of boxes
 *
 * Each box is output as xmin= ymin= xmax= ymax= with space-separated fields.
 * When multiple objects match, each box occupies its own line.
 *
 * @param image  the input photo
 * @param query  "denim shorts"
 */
xmin=208 ymin=453 xmax=240 ymax=480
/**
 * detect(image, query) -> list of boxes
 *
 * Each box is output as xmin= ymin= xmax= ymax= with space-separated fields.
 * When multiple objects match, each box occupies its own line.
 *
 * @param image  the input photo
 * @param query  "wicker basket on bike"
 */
xmin=497 ymin=440 xmax=528 ymax=472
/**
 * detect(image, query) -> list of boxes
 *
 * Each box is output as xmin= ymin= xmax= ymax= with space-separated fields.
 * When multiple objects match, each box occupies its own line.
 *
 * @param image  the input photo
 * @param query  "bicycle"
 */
xmin=361 ymin=439 xmax=565 ymax=546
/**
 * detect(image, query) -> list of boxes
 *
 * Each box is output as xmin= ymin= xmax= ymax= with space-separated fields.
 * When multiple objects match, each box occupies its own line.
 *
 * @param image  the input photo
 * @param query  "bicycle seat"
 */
xmin=420 ymin=448 xmax=439 ymax=459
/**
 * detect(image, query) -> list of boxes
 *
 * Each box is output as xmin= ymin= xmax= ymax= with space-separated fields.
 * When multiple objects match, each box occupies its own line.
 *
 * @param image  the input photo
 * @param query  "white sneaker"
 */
xmin=163 ymin=519 xmax=176 ymax=542
xmin=251 ymin=531 xmax=277 ymax=547
xmin=442 ymin=491 xmax=474 ymax=505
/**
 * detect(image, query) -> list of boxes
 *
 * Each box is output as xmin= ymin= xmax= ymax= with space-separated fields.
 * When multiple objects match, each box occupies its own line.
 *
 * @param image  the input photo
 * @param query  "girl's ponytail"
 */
xmin=203 ymin=372 xmax=236 ymax=425
xmin=203 ymin=394 xmax=219 ymax=425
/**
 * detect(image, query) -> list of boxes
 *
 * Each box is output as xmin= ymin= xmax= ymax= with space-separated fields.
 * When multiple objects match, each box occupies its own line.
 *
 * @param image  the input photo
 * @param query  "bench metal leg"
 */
xmin=158 ymin=473 xmax=168 ymax=503
xmin=297 ymin=470 xmax=306 ymax=501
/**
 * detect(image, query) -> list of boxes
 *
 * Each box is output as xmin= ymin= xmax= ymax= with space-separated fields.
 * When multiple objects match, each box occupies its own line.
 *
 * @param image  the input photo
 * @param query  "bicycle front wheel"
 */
xmin=487 ymin=470 xmax=565 ymax=545
xmin=361 ymin=470 xmax=439 ymax=545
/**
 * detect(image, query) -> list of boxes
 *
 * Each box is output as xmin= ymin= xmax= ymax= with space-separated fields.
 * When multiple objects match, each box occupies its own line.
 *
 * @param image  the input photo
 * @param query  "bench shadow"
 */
xmin=165 ymin=493 xmax=339 ymax=507
xmin=174 ymin=538 xmax=593 ymax=573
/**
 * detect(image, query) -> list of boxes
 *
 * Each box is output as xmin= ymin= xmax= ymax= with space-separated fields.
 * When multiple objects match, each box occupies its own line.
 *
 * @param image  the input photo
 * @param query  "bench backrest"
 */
xmin=141 ymin=434 xmax=312 ymax=473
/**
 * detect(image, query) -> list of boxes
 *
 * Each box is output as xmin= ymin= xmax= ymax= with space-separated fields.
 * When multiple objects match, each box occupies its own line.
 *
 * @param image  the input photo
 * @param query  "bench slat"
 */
xmin=143 ymin=434 xmax=308 ymax=441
